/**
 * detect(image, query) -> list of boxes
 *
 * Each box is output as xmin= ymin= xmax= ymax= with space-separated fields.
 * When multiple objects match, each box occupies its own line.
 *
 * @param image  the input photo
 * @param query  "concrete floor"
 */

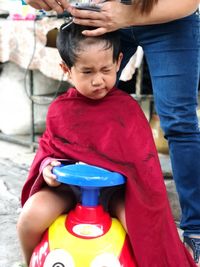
xmin=0 ymin=140 xmax=35 ymax=267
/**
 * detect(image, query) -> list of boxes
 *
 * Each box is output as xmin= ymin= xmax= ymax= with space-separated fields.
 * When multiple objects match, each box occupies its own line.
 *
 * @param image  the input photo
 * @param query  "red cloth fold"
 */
xmin=21 ymin=87 xmax=196 ymax=267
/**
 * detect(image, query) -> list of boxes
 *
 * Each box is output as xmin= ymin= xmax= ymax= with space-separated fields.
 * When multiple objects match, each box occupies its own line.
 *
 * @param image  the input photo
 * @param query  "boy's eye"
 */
xmin=82 ymin=70 xmax=92 ymax=74
xmin=81 ymin=68 xmax=112 ymax=74
xmin=102 ymin=69 xmax=111 ymax=73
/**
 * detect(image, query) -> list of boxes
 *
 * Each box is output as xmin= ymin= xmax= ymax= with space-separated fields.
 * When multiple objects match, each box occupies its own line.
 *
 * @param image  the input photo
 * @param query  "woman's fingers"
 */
xmin=55 ymin=0 xmax=70 ymax=10
xmin=26 ymin=0 xmax=68 ymax=13
xmin=73 ymin=17 xmax=103 ymax=27
xmin=82 ymin=27 xmax=108 ymax=36
xmin=69 ymin=6 xmax=108 ymax=36
xmin=69 ymin=6 xmax=103 ymax=21
xmin=26 ymin=0 xmax=51 ymax=10
xmin=42 ymin=0 xmax=65 ymax=13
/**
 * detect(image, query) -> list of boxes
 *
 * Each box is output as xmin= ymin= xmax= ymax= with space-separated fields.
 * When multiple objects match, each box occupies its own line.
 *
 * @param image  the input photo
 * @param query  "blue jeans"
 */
xmin=119 ymin=11 xmax=200 ymax=236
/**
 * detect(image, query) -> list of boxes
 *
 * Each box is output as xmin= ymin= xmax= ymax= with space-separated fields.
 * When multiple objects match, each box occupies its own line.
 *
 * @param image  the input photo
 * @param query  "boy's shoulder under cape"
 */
xmin=21 ymin=87 xmax=196 ymax=267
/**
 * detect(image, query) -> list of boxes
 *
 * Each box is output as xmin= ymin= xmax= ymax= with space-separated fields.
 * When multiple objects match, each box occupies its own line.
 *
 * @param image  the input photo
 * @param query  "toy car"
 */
xmin=29 ymin=163 xmax=137 ymax=267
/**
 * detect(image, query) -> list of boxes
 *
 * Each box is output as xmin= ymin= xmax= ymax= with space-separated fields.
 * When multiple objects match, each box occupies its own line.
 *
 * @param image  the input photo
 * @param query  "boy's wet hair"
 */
xmin=56 ymin=22 xmax=121 ymax=68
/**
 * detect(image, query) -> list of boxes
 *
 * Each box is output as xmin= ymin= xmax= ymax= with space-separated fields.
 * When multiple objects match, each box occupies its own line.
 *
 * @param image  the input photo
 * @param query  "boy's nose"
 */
xmin=91 ymin=74 xmax=103 ymax=86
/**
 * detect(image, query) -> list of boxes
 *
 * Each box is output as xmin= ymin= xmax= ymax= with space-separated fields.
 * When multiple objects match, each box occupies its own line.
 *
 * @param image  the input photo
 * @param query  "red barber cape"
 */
xmin=21 ymin=87 xmax=195 ymax=267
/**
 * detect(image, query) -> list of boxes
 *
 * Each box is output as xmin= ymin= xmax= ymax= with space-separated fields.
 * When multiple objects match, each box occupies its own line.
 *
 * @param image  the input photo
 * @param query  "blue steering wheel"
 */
xmin=53 ymin=163 xmax=125 ymax=207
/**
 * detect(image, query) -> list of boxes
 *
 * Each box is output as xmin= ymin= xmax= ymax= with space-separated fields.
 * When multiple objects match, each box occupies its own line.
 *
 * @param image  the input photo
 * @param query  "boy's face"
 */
xmin=61 ymin=42 xmax=122 ymax=100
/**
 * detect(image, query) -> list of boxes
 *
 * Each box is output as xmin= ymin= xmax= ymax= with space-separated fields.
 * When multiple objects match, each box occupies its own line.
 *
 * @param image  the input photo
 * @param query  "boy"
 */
xmin=17 ymin=23 xmax=196 ymax=266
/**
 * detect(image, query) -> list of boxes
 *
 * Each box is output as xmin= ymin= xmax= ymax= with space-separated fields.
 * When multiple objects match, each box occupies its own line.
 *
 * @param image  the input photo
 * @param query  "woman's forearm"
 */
xmin=129 ymin=0 xmax=199 ymax=26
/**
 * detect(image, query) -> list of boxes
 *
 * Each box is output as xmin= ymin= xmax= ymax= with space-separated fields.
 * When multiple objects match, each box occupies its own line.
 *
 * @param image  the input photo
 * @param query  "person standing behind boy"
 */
xmin=17 ymin=23 xmax=196 ymax=267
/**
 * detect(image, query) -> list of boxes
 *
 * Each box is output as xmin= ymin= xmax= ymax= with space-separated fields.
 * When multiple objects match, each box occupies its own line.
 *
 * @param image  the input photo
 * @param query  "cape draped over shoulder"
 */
xmin=21 ymin=87 xmax=196 ymax=267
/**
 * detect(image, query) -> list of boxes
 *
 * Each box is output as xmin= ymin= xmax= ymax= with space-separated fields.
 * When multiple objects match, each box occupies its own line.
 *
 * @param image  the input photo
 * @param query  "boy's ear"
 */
xmin=59 ymin=61 xmax=70 ymax=74
xmin=117 ymin=52 xmax=123 ymax=72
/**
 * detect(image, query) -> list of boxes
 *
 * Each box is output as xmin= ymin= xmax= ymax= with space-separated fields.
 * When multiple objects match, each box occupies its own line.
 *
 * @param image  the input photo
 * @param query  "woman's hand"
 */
xmin=68 ymin=1 xmax=133 ymax=36
xmin=43 ymin=160 xmax=61 ymax=187
xmin=25 ymin=0 xmax=70 ymax=13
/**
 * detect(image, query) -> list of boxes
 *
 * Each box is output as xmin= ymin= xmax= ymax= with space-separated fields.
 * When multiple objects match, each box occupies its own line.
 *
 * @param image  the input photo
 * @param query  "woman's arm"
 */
xmin=68 ymin=0 xmax=199 ymax=36
xmin=132 ymin=0 xmax=199 ymax=24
